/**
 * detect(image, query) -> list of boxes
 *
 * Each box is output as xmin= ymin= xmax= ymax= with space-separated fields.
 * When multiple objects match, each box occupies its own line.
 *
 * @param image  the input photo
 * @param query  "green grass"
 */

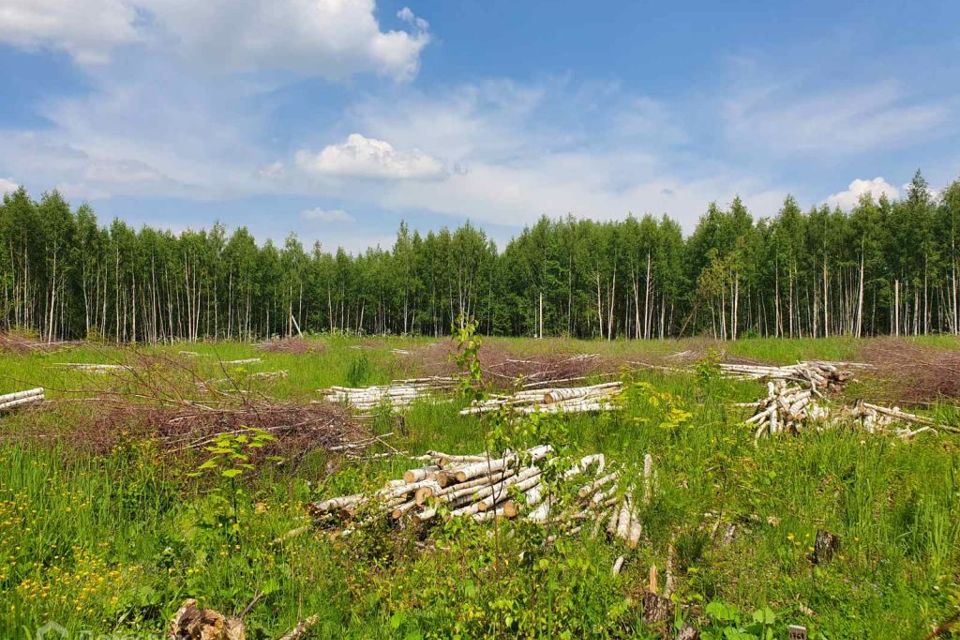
xmin=1 ymin=336 xmax=959 ymax=638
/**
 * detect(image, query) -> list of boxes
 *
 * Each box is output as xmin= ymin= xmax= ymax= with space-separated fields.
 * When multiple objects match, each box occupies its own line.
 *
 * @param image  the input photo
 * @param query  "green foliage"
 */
xmin=4 ymin=174 xmax=960 ymax=341
xmin=189 ymin=428 xmax=278 ymax=544
xmin=701 ymin=601 xmax=776 ymax=640
xmin=452 ymin=315 xmax=484 ymax=403
xmin=345 ymin=353 xmax=372 ymax=387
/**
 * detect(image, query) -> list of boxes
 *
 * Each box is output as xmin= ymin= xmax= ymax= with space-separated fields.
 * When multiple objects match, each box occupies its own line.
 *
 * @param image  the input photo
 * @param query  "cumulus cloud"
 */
xmin=301 ymin=207 xmax=355 ymax=223
xmin=0 ymin=0 xmax=141 ymax=64
xmin=145 ymin=0 xmax=430 ymax=80
xmin=0 ymin=178 xmax=19 ymax=195
xmin=295 ymin=134 xmax=446 ymax=180
xmin=826 ymin=177 xmax=899 ymax=210
xmin=0 ymin=0 xmax=430 ymax=80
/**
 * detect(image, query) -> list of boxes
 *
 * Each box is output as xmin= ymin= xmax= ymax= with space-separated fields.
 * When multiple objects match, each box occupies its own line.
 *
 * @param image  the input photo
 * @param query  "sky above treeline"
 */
xmin=1 ymin=0 xmax=958 ymax=253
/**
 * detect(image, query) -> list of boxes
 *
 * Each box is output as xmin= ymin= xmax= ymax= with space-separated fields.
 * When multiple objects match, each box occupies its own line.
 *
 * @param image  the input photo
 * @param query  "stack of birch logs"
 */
xmin=734 ymin=362 xmax=958 ymax=440
xmin=738 ymin=380 xmax=819 ymax=439
xmin=720 ymin=361 xmax=857 ymax=393
xmin=0 ymin=387 xmax=44 ymax=413
xmin=57 ymin=362 xmax=127 ymax=373
xmin=320 ymin=376 xmax=457 ymax=413
xmin=309 ymin=446 xmax=654 ymax=548
xmin=460 ymin=382 xmax=622 ymax=416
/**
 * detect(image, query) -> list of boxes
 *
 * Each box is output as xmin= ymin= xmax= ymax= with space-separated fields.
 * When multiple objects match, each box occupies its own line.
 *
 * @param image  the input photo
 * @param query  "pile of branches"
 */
xmin=460 ymin=382 xmax=623 ymax=416
xmin=482 ymin=352 xmax=607 ymax=389
xmin=719 ymin=360 xmax=860 ymax=392
xmin=0 ymin=387 xmax=45 ymax=413
xmin=310 ymin=446 xmax=654 ymax=548
xmin=7 ymin=350 xmax=375 ymax=462
xmin=100 ymin=399 xmax=372 ymax=461
xmin=256 ymin=337 xmax=324 ymax=354
xmin=862 ymin=340 xmax=960 ymax=402
xmin=0 ymin=332 xmax=76 ymax=355
xmin=319 ymin=376 xmax=457 ymax=413
xmin=409 ymin=341 xmax=608 ymax=390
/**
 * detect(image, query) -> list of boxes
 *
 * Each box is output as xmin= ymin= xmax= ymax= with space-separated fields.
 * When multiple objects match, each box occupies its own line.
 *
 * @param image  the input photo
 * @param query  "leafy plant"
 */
xmin=189 ymin=428 xmax=278 ymax=545
xmin=702 ymin=601 xmax=777 ymax=640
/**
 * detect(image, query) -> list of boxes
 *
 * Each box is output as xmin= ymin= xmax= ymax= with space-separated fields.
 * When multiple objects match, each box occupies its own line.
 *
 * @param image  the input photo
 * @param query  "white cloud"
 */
xmin=301 ymin=207 xmax=355 ymax=223
xmin=295 ymin=133 xmax=446 ymax=180
xmin=725 ymin=81 xmax=950 ymax=155
xmin=144 ymin=0 xmax=429 ymax=80
xmin=0 ymin=0 xmax=430 ymax=80
xmin=0 ymin=0 xmax=141 ymax=64
xmin=397 ymin=6 xmax=429 ymax=32
xmin=0 ymin=177 xmax=18 ymax=195
xmin=826 ymin=177 xmax=899 ymax=210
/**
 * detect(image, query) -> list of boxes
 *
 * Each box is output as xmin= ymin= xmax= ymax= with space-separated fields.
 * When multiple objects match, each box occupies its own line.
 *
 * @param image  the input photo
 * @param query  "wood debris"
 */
xmin=57 ymin=362 xmax=128 ymax=372
xmin=740 ymin=380 xmax=822 ymax=440
xmin=0 ymin=387 xmax=45 ymax=413
xmin=168 ymin=598 xmax=245 ymax=640
xmin=310 ymin=446 xmax=651 ymax=548
xmin=224 ymin=358 xmax=261 ymax=365
xmin=319 ymin=376 xmax=456 ymax=413
xmin=460 ymin=382 xmax=622 ymax=416
xmin=720 ymin=360 xmax=861 ymax=392
xmin=846 ymin=400 xmax=960 ymax=439
xmin=738 ymin=367 xmax=958 ymax=441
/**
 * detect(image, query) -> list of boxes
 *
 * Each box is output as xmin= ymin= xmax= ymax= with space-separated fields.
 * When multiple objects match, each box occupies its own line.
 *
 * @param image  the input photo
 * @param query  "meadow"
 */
xmin=1 ymin=334 xmax=959 ymax=639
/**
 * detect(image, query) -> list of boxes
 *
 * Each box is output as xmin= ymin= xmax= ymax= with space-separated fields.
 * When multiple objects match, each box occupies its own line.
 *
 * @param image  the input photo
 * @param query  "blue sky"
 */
xmin=1 ymin=0 xmax=958 ymax=253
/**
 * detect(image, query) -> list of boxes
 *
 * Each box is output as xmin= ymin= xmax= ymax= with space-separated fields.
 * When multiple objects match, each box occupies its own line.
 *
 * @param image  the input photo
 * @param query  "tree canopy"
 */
xmin=3 ymin=172 xmax=959 ymax=341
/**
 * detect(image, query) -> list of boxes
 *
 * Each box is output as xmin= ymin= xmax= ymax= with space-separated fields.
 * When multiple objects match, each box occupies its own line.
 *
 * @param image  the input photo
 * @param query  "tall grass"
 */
xmin=0 ymin=336 xmax=958 ymax=638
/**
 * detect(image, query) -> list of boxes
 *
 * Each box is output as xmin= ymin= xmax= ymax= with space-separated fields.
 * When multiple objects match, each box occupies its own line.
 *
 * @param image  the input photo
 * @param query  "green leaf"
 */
xmin=389 ymin=612 xmax=405 ymax=630
xmin=221 ymin=468 xmax=244 ymax=478
xmin=751 ymin=607 xmax=775 ymax=625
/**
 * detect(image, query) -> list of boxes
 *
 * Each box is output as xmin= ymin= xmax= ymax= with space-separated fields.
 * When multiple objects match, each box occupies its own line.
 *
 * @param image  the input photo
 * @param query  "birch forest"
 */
xmin=3 ymin=171 xmax=959 ymax=342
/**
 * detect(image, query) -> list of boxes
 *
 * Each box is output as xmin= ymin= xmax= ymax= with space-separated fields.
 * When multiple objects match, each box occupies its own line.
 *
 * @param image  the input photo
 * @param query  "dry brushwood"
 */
xmin=0 ymin=332 xmax=76 ymax=354
xmin=277 ymin=615 xmax=319 ymax=640
xmin=409 ymin=341 xmax=610 ymax=390
xmin=257 ymin=337 xmax=324 ymax=354
xmin=0 ymin=387 xmax=44 ymax=413
xmin=862 ymin=340 xmax=960 ymax=402
xmin=319 ymin=377 xmax=457 ymax=413
xmin=309 ymin=446 xmax=652 ymax=548
xmin=7 ymin=351 xmax=376 ymax=461
xmin=460 ymin=382 xmax=622 ymax=416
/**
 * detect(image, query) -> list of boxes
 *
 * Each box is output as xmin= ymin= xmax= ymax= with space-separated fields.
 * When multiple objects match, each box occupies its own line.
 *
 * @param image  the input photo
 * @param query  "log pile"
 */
xmin=740 ymin=381 xmax=958 ymax=441
xmin=57 ymin=362 xmax=128 ymax=373
xmin=460 ymin=382 xmax=623 ymax=416
xmin=739 ymin=380 xmax=822 ymax=440
xmin=319 ymin=376 xmax=457 ymax=413
xmin=309 ymin=446 xmax=652 ymax=548
xmin=720 ymin=361 xmax=860 ymax=392
xmin=0 ymin=387 xmax=45 ymax=413
xmin=224 ymin=358 xmax=262 ymax=365
xmin=846 ymin=400 xmax=960 ymax=439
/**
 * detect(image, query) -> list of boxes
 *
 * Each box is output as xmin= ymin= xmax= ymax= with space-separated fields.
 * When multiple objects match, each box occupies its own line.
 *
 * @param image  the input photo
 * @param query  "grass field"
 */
xmin=1 ymin=335 xmax=959 ymax=639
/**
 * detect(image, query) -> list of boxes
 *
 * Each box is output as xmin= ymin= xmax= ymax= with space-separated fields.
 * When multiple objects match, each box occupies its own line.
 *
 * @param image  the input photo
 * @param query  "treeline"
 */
xmin=2 ymin=171 xmax=959 ymax=342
